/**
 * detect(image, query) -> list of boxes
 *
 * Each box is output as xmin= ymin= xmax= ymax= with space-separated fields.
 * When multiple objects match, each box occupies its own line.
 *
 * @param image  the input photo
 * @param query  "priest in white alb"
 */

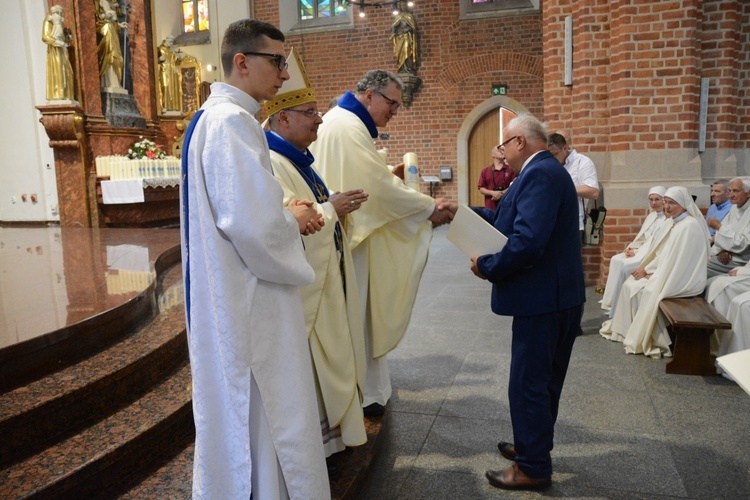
xmin=707 ymin=177 xmax=750 ymax=277
xmin=600 ymin=186 xmax=710 ymax=358
xmin=265 ymin=49 xmax=369 ymax=456
xmin=600 ymin=186 xmax=668 ymax=314
xmin=310 ymin=69 xmax=457 ymax=416
xmin=180 ymin=20 xmax=330 ymax=499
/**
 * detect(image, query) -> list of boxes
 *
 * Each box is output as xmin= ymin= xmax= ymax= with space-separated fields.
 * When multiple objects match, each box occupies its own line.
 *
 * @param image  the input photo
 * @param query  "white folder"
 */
xmin=447 ymin=204 xmax=507 ymax=258
xmin=716 ymin=349 xmax=750 ymax=397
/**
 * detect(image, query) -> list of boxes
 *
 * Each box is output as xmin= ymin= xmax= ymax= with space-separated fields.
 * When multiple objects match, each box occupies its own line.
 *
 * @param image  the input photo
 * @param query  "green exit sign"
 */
xmin=492 ymin=84 xmax=508 ymax=96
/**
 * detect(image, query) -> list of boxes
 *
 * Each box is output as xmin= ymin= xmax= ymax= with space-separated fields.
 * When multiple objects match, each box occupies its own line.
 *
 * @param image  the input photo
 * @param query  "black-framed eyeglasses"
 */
xmin=285 ymin=109 xmax=324 ymax=119
xmin=498 ymin=135 xmax=519 ymax=149
xmin=373 ymin=90 xmax=401 ymax=111
xmin=242 ymin=51 xmax=288 ymax=71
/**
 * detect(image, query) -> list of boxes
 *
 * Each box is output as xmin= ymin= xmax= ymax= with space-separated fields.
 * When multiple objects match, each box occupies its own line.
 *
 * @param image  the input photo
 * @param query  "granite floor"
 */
xmin=358 ymin=226 xmax=750 ymax=499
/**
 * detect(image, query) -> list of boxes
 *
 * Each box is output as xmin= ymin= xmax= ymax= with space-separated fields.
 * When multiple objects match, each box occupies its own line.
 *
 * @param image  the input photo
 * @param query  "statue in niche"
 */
xmin=42 ymin=5 xmax=76 ymax=101
xmin=95 ymin=0 xmax=128 ymax=90
xmin=390 ymin=10 xmax=418 ymax=74
xmin=158 ymin=35 xmax=182 ymax=113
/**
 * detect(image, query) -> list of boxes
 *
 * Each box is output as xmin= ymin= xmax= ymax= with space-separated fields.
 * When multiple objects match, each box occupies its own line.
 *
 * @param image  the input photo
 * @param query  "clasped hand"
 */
xmin=288 ymin=198 xmax=325 ymax=235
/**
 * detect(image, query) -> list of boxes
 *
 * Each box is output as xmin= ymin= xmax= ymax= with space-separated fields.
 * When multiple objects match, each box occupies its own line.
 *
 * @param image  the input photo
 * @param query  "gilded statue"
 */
xmin=42 ymin=5 xmax=75 ymax=101
xmin=390 ymin=10 xmax=418 ymax=74
xmin=158 ymin=36 xmax=182 ymax=112
xmin=95 ymin=0 xmax=128 ymax=89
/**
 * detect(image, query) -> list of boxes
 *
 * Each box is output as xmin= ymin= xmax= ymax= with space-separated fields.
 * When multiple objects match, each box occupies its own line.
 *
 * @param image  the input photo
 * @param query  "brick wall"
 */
xmin=253 ymin=1 xmax=544 ymax=201
xmin=252 ymin=0 xmax=750 ymax=286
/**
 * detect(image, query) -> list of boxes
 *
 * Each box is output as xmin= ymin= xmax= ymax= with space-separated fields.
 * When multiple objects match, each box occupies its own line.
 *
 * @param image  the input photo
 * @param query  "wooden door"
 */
xmin=468 ymin=107 xmax=518 ymax=207
xmin=468 ymin=110 xmax=500 ymax=207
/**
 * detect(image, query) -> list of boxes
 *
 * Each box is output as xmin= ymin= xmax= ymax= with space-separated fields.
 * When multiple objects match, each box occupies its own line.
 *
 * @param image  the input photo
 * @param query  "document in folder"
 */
xmin=447 ymin=205 xmax=507 ymax=258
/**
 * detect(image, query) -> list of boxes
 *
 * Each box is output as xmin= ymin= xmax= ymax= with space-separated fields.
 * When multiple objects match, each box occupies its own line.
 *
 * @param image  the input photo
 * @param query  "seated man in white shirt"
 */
xmin=707 ymin=177 xmax=750 ymax=278
xmin=547 ymin=131 xmax=599 ymax=241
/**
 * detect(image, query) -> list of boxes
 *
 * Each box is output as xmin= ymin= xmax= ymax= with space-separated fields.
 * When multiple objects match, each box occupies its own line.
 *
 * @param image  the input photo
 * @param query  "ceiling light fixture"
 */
xmin=345 ymin=0 xmax=415 ymax=18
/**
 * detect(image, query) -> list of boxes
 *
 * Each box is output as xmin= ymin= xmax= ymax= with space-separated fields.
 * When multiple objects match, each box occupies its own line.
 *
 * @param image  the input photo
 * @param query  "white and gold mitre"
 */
xmin=265 ymin=48 xmax=317 ymax=116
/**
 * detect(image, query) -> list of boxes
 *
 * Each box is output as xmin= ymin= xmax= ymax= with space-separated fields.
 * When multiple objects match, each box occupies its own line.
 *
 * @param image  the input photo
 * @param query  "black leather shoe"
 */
xmin=485 ymin=464 xmax=551 ymax=491
xmin=363 ymin=402 xmax=385 ymax=417
xmin=497 ymin=441 xmax=517 ymax=461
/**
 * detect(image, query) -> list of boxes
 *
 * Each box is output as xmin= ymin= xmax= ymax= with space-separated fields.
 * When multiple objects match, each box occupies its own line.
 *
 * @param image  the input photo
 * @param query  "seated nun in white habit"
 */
xmin=714 ymin=290 xmax=750 ymax=379
xmin=600 ymin=186 xmax=668 ymax=314
xmin=600 ymin=186 xmax=710 ymax=358
xmin=704 ymin=259 xmax=750 ymax=360
xmin=705 ymin=260 xmax=750 ymax=319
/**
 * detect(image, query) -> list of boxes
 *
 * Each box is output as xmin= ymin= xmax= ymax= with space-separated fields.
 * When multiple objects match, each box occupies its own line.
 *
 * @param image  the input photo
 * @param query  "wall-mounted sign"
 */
xmin=492 ymin=84 xmax=508 ymax=96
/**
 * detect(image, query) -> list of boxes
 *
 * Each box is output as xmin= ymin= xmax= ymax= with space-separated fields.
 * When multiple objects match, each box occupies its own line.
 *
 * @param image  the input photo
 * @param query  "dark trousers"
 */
xmin=508 ymin=303 xmax=583 ymax=478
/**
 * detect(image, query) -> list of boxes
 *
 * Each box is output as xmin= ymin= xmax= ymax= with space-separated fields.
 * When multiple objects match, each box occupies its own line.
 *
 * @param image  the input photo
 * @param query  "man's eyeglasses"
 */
xmin=498 ymin=135 xmax=519 ymax=149
xmin=285 ymin=109 xmax=324 ymax=119
xmin=374 ymin=90 xmax=401 ymax=111
xmin=242 ymin=51 xmax=288 ymax=71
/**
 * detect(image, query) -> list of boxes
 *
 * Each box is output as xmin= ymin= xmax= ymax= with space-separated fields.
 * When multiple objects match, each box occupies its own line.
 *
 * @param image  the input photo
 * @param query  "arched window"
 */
xmin=179 ymin=0 xmax=210 ymax=44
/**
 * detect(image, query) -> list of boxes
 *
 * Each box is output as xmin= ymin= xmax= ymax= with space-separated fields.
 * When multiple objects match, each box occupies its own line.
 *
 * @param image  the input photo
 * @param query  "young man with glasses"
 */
xmin=180 ymin=19 xmax=330 ymax=500
xmin=311 ymin=69 xmax=457 ymax=418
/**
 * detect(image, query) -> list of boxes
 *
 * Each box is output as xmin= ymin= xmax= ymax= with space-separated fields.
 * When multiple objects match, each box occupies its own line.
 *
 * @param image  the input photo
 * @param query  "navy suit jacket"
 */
xmin=475 ymin=150 xmax=586 ymax=317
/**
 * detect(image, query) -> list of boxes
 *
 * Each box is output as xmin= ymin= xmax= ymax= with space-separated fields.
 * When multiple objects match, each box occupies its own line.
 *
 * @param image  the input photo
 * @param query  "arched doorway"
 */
xmin=456 ymin=96 xmax=529 ymax=205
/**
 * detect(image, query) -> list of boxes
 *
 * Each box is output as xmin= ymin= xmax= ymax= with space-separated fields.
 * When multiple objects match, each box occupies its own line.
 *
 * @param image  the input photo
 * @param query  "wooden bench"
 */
xmin=659 ymin=296 xmax=731 ymax=376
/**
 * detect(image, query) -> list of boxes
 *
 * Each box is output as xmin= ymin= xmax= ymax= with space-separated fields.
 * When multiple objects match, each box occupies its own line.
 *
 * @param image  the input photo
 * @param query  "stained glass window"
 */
xmin=299 ymin=0 xmax=347 ymax=21
xmin=183 ymin=0 xmax=209 ymax=34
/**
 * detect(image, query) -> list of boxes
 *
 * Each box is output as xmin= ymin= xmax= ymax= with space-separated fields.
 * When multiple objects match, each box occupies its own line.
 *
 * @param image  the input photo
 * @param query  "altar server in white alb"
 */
xmin=265 ymin=49 xmax=370 ymax=456
xmin=311 ymin=70 xmax=457 ymax=416
xmin=600 ymin=187 xmax=710 ymax=358
xmin=707 ymin=177 xmax=750 ymax=277
xmin=600 ymin=186 xmax=668 ymax=314
xmin=180 ymin=20 xmax=330 ymax=499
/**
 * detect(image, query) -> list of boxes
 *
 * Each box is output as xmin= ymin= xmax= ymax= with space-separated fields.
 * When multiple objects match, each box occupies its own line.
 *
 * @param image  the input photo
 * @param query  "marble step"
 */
xmin=0 ymin=243 xmax=181 ymax=393
xmin=0 ymin=264 xmax=187 ymax=469
xmin=0 ymin=362 xmax=193 ymax=499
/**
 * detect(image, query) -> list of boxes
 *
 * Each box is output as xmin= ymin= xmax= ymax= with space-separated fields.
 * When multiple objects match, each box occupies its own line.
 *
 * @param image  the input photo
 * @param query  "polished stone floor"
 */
xmin=0 ymin=227 xmax=179 ymax=349
xmin=359 ymin=226 xmax=750 ymax=498
xmin=3 ymin=225 xmax=749 ymax=498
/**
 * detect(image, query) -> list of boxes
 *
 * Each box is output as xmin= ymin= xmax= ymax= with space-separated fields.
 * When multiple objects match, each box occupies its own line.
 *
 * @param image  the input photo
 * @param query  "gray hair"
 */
xmin=355 ymin=70 xmax=404 ymax=94
xmin=712 ymin=179 xmax=730 ymax=192
xmin=508 ymin=114 xmax=548 ymax=144
xmin=730 ymin=176 xmax=750 ymax=193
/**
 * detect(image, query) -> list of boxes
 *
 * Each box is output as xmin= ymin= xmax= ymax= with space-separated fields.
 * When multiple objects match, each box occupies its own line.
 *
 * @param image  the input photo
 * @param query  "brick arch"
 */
xmin=436 ymin=52 xmax=543 ymax=91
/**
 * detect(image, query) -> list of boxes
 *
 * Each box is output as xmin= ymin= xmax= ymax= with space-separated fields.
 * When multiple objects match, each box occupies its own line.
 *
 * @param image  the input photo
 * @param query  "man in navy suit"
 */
xmin=470 ymin=114 xmax=585 ymax=490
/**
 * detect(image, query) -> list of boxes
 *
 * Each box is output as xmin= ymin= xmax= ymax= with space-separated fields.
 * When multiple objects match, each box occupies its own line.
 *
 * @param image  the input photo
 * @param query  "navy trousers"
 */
xmin=508 ymin=303 xmax=583 ymax=478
